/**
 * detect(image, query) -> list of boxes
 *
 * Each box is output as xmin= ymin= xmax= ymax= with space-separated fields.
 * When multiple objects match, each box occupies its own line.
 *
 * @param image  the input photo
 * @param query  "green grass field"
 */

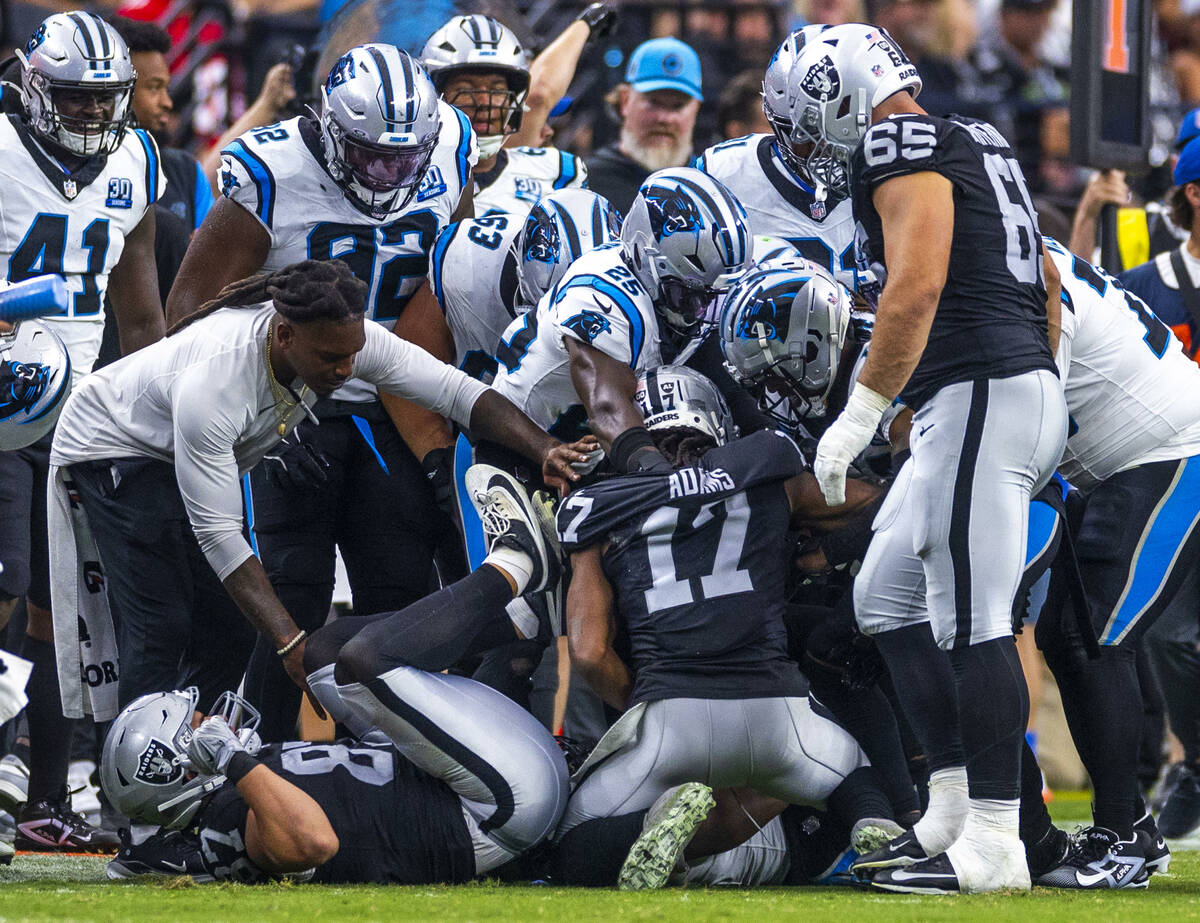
xmin=3 ymin=794 xmax=1199 ymax=922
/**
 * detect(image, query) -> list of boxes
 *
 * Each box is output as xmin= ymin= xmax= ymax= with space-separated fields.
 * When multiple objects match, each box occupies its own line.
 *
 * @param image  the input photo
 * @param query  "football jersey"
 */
xmin=429 ymin=213 xmax=522 ymax=381
xmin=197 ymin=739 xmax=474 ymax=884
xmin=490 ymin=242 xmax=662 ymax=438
xmin=1046 ymin=238 xmax=1200 ymax=488
xmin=473 ymin=146 xmax=587 ymax=217
xmin=850 ymin=115 xmax=1057 ymax=410
xmin=557 ymin=429 xmax=809 ymax=703
xmin=219 ymin=104 xmax=477 ymax=402
xmin=0 ymin=114 xmax=165 ymax=385
xmin=698 ymin=134 xmax=861 ymax=293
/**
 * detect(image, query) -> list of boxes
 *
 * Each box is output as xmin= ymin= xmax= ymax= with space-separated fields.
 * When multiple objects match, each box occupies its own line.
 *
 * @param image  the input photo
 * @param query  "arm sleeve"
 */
xmin=192 ymin=158 xmax=215 ymax=229
xmin=172 ymin=370 xmax=255 ymax=581
xmin=353 ymin=322 xmax=488 ymax=426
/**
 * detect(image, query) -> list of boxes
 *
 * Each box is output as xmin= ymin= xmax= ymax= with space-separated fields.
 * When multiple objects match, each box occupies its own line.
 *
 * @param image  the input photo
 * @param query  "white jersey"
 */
xmin=1047 ymin=238 xmax=1200 ymax=488
xmin=474 ymin=146 xmax=587 ymax=217
xmin=697 ymin=134 xmax=860 ymax=293
xmin=0 ymin=115 xmax=165 ymax=385
xmin=491 ymin=242 xmax=662 ymax=437
xmin=219 ymin=103 xmax=477 ymax=401
xmin=52 ymin=304 xmax=487 ymax=580
xmin=429 ymin=213 xmax=522 ymax=380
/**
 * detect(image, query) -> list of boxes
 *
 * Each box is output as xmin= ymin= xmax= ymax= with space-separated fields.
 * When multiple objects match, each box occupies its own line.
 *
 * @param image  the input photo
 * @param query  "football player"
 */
xmin=0 ymin=10 xmax=165 ymax=852
xmin=788 ymin=24 xmax=1068 ymax=892
xmin=697 ymin=27 xmax=864 ymax=295
xmin=421 ymin=14 xmax=587 ymax=216
xmin=163 ymin=45 xmax=478 ymax=740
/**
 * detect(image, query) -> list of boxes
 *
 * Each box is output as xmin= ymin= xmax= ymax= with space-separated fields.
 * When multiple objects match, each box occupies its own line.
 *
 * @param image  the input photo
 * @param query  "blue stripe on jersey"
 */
xmin=350 ymin=415 xmax=390 ymax=473
xmin=1025 ymin=497 xmax=1059 ymax=567
xmin=224 ymin=140 xmax=276 ymax=226
xmin=133 ymin=129 xmax=159 ymax=203
xmin=552 ymin=274 xmax=645 ymax=366
xmin=1101 ymin=456 xmax=1200 ymax=645
xmin=242 ymin=474 xmax=259 ymax=557
xmin=453 ymin=432 xmax=488 ymax=569
xmin=192 ymin=159 xmax=214 ymax=229
xmin=553 ymin=151 xmax=576 ymax=189
xmin=453 ymin=107 xmax=472 ymax=189
xmin=430 ymin=222 xmax=460 ymax=311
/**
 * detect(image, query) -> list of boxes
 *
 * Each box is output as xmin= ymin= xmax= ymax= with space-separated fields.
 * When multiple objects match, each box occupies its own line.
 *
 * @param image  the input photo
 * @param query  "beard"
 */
xmin=620 ymin=127 xmax=693 ymax=173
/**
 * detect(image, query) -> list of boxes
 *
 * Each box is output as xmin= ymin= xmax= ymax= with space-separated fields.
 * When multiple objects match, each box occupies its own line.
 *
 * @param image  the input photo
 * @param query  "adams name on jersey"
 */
xmin=473 ymin=146 xmax=586 ymax=216
xmin=850 ymin=114 xmax=1057 ymax=409
xmin=0 ymin=114 xmax=165 ymax=384
xmin=698 ymin=134 xmax=861 ymax=293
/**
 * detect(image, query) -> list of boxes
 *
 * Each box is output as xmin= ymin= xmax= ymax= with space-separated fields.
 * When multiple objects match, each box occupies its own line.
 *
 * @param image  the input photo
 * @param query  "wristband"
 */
xmin=610 ymin=427 xmax=670 ymax=474
xmin=276 ymin=629 xmax=307 ymax=657
xmin=225 ymin=751 xmax=260 ymax=785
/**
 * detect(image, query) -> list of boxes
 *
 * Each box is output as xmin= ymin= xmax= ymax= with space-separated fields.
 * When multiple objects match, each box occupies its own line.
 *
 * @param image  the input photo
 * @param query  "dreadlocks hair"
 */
xmin=168 ymin=260 xmax=368 ymax=335
xmin=650 ymin=427 xmax=718 ymax=468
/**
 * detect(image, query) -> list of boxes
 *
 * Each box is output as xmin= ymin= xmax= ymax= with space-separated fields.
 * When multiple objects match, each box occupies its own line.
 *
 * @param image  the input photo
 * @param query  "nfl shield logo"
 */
xmin=810 ymin=199 xmax=827 ymax=221
xmin=63 ymin=179 xmax=77 ymax=199
xmin=871 ymin=64 xmax=884 ymax=77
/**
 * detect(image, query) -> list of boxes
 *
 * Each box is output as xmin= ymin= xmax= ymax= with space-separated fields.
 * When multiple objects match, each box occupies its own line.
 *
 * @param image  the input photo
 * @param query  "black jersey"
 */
xmin=850 ymin=114 xmax=1057 ymax=410
xmin=557 ymin=430 xmax=809 ymax=703
xmin=196 ymin=739 xmax=474 ymax=884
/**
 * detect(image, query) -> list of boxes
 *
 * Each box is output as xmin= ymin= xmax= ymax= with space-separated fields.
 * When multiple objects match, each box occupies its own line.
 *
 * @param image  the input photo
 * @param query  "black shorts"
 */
xmin=0 ymin=432 xmax=52 ymax=609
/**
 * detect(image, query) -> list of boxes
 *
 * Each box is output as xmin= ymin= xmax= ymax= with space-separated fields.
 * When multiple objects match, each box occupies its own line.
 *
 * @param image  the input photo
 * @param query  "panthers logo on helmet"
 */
xmin=0 ymin=361 xmax=52 ymax=422
xmin=735 ymin=294 xmax=792 ymax=342
xmin=26 ymin=23 xmax=46 ymax=52
xmin=562 ymin=310 xmax=612 ymax=343
xmin=799 ymin=55 xmax=841 ymax=101
xmin=643 ymin=184 xmax=705 ymax=238
xmin=135 ymin=740 xmax=184 ymax=786
xmin=522 ymin=208 xmax=560 ymax=264
xmin=326 ymin=52 xmax=356 ymax=90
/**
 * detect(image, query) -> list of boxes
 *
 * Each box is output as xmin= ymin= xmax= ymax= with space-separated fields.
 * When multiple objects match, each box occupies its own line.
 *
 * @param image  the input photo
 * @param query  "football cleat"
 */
xmin=1135 ymin=811 xmax=1171 ymax=874
xmin=1156 ymin=763 xmax=1200 ymax=840
xmin=1034 ymin=826 xmax=1148 ymax=889
xmin=850 ymin=828 xmax=929 ymax=876
xmin=0 ymin=753 xmax=29 ymax=815
xmin=0 ymin=837 xmax=12 ymax=866
xmin=618 ymin=783 xmax=716 ymax=891
xmin=850 ymin=818 xmax=906 ymax=857
xmin=107 ymin=827 xmax=213 ymax=881
xmin=870 ymin=852 xmax=963 ymax=894
xmin=467 ymin=464 xmax=557 ymax=594
xmin=16 ymin=788 xmax=120 ymax=853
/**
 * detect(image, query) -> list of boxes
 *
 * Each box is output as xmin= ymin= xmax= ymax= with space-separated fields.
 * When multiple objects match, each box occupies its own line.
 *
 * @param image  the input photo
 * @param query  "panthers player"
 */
xmin=787 ymin=24 xmax=1068 ymax=892
xmin=0 ymin=10 xmax=165 ymax=852
xmin=163 ymin=45 xmax=477 ymax=741
xmin=421 ymin=14 xmax=587 ymax=216
xmin=697 ymin=26 xmax=866 ymax=295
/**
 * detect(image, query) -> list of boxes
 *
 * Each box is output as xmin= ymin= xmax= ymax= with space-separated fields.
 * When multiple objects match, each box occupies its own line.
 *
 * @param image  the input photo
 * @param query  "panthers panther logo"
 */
xmin=736 ymin=294 xmax=790 ymax=342
xmin=799 ymin=55 xmax=841 ymax=101
xmin=522 ymin=207 xmax=560 ymax=264
xmin=643 ymin=185 xmax=704 ymax=239
xmin=0 ymin=361 xmax=51 ymax=422
xmin=135 ymin=740 xmax=184 ymax=785
xmin=562 ymin=311 xmax=611 ymax=344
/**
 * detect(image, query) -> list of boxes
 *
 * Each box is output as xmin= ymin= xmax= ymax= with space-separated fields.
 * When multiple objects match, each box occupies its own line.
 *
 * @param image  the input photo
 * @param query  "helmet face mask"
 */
xmin=635 ymin=365 xmax=736 ymax=446
xmin=515 ymin=189 xmax=623 ymax=306
xmin=19 ymin=12 xmax=136 ymax=157
xmin=762 ymin=25 xmax=830 ymax=182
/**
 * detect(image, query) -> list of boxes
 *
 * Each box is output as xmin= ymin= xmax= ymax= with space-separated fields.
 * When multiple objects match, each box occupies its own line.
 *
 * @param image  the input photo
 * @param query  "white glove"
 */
xmin=187 ymin=716 xmax=249 ymax=776
xmin=814 ymin=384 xmax=892 ymax=505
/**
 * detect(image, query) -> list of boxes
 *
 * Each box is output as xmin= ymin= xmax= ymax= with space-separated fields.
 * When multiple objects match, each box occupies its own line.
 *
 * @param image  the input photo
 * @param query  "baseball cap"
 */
xmin=1178 ymin=107 xmax=1200 ymax=150
xmin=1174 ymin=135 xmax=1200 ymax=186
xmin=625 ymin=37 xmax=703 ymax=101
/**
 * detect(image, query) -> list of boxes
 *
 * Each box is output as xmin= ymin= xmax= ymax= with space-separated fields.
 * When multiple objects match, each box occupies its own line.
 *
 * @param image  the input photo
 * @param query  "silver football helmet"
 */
xmin=636 ymin=365 xmax=736 ymax=446
xmin=516 ymin=189 xmax=623 ymax=306
xmin=621 ymin=167 xmax=751 ymax=344
xmin=762 ymin=26 xmax=831 ymax=179
xmin=421 ymin=15 xmax=531 ymax=159
xmin=0 ymin=317 xmax=71 ymax=451
xmin=320 ymin=44 xmax=441 ymax=219
xmin=720 ymin=261 xmax=851 ymax=426
xmin=784 ymin=23 xmax=922 ymax=196
xmin=101 ymin=688 xmax=260 ymax=830
xmin=17 ymin=12 xmax=136 ymax=156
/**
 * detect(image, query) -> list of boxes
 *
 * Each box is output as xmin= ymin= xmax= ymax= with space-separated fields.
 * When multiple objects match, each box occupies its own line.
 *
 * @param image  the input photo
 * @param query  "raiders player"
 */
xmin=163 ymin=44 xmax=478 ymax=741
xmin=698 ymin=26 xmax=865 ymax=294
xmin=421 ymin=14 xmax=587 ymax=217
xmin=0 ymin=10 xmax=165 ymax=852
xmin=787 ymin=24 xmax=1068 ymax=892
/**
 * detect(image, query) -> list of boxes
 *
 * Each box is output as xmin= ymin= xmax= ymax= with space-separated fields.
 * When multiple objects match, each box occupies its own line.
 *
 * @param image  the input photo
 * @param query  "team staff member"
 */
xmin=48 ymin=261 xmax=587 ymax=729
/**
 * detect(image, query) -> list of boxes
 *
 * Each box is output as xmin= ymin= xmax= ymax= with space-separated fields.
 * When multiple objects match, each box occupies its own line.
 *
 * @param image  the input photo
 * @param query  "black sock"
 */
xmin=20 ymin=636 xmax=72 ymax=805
xmin=872 ymin=624 xmax=965 ymax=769
xmin=1019 ymin=737 xmax=1058 ymax=861
xmin=827 ymin=765 xmax=894 ymax=826
xmin=948 ymin=637 xmax=1028 ymax=801
xmin=546 ymin=812 xmax=649 ymax=885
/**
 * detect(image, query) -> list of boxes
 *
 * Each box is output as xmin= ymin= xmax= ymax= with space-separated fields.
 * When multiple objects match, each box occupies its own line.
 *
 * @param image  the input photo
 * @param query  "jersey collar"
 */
xmin=473 ymin=150 xmax=509 ymax=193
xmin=10 ymin=114 xmax=109 ymax=200
xmin=756 ymin=135 xmax=846 ymax=220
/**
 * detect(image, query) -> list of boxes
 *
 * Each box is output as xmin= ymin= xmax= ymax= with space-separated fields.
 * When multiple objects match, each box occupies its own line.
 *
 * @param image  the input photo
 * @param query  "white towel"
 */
xmin=0 ymin=650 xmax=33 ymax=726
xmin=47 ymin=464 xmax=120 ymax=721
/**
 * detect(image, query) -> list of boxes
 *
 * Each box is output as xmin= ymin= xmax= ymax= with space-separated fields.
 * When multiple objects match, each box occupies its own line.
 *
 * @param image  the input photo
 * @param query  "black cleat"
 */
xmin=850 ymin=829 xmax=929 ymax=878
xmin=16 ymin=790 xmax=120 ymax=853
xmin=1157 ymin=763 xmax=1200 ymax=840
xmin=107 ymin=827 xmax=213 ymax=881
xmin=467 ymin=464 xmax=557 ymax=593
xmin=1034 ymin=826 xmax=1147 ymax=889
xmin=870 ymin=852 xmax=962 ymax=894
xmin=1135 ymin=811 xmax=1171 ymax=875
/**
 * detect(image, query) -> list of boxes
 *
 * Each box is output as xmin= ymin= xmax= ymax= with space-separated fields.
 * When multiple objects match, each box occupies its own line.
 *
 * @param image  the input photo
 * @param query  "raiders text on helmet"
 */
xmin=636 ymin=365 xmax=736 ymax=446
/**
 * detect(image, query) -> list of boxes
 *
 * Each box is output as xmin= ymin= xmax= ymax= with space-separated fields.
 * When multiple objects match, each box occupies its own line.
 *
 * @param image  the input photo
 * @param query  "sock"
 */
xmin=963 ymin=797 xmax=1021 ymax=839
xmin=949 ymin=637 xmax=1028 ymax=801
xmin=306 ymin=663 xmax=375 ymax=738
xmin=546 ymin=812 xmax=649 ymax=885
xmin=484 ymin=548 xmax=534 ymax=596
xmin=20 ymin=635 xmax=72 ymax=806
xmin=826 ymin=766 xmax=894 ymax=830
xmin=1018 ymin=738 xmax=1055 ymax=847
xmin=911 ymin=766 xmax=968 ymax=855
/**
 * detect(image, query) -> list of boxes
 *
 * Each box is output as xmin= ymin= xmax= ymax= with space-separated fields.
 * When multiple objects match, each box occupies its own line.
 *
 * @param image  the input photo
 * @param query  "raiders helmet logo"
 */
xmin=135 ymin=740 xmax=184 ymax=785
xmin=800 ymin=56 xmax=840 ymax=101
xmin=562 ymin=311 xmax=612 ymax=344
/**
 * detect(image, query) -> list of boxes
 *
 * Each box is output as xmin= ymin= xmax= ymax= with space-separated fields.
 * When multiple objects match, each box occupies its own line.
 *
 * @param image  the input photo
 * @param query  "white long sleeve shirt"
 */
xmin=51 ymin=303 xmax=488 ymax=580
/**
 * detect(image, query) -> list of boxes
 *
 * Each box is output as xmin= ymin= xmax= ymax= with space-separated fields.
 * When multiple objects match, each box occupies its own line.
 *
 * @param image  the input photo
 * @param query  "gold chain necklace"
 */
xmin=263 ymin=320 xmax=308 ymax=437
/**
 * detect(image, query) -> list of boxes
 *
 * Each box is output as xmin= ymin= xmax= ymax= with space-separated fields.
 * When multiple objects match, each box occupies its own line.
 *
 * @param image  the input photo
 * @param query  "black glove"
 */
xmin=577 ymin=2 xmax=617 ymax=39
xmin=261 ymin=429 xmax=331 ymax=492
xmin=421 ymin=446 xmax=456 ymax=518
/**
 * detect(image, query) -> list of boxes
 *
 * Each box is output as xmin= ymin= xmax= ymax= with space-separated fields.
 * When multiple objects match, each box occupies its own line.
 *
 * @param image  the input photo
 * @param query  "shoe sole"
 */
xmin=871 ymin=880 xmax=960 ymax=895
xmin=618 ymin=783 xmax=715 ymax=891
xmin=0 ymin=779 xmax=27 ymax=816
xmin=465 ymin=465 xmax=552 ymax=591
xmin=106 ymin=860 xmax=213 ymax=882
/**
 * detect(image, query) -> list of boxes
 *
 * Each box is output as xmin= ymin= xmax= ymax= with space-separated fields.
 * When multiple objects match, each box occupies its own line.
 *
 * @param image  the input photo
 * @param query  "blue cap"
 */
xmin=625 ymin=37 xmax=703 ymax=101
xmin=1178 ymin=107 xmax=1200 ymax=150
xmin=1174 ymin=135 xmax=1200 ymax=186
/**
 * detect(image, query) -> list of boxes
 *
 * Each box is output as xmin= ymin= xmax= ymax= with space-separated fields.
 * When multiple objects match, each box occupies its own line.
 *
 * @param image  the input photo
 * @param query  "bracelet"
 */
xmin=276 ymin=629 xmax=307 ymax=657
xmin=225 ymin=751 xmax=260 ymax=785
